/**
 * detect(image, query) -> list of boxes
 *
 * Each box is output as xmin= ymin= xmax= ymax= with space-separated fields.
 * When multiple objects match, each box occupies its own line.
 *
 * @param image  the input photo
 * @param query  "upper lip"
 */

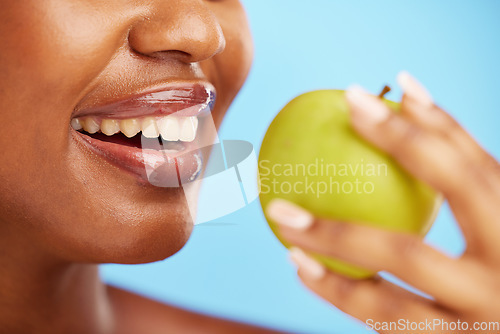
xmin=72 ymin=81 xmax=216 ymax=120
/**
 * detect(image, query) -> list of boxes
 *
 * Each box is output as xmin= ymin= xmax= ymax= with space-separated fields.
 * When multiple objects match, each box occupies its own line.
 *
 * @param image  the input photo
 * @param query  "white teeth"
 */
xmin=101 ymin=119 xmax=120 ymax=136
xmin=179 ymin=116 xmax=198 ymax=142
xmin=82 ymin=118 xmax=100 ymax=134
xmin=120 ymin=119 xmax=141 ymax=138
xmin=158 ymin=116 xmax=180 ymax=141
xmin=71 ymin=118 xmax=83 ymax=130
xmin=73 ymin=115 xmax=199 ymax=142
xmin=141 ymin=117 xmax=159 ymax=138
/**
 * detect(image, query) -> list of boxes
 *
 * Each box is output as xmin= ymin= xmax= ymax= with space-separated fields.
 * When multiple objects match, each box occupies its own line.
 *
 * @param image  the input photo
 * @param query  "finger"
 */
xmin=397 ymin=71 xmax=500 ymax=181
xmin=396 ymin=73 xmax=500 ymax=255
xmin=345 ymin=85 xmax=500 ymax=245
xmin=289 ymin=247 xmax=458 ymax=334
xmin=267 ymin=199 xmax=489 ymax=313
xmin=346 ymin=84 xmax=492 ymax=200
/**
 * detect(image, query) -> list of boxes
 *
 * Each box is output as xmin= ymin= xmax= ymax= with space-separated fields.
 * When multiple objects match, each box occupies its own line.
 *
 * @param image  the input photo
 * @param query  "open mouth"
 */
xmin=71 ymin=83 xmax=215 ymax=186
xmin=71 ymin=115 xmax=199 ymax=151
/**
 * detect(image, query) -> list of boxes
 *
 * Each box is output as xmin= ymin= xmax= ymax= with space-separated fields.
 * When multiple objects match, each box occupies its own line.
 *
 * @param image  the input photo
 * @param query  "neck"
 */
xmin=0 ymin=235 xmax=114 ymax=334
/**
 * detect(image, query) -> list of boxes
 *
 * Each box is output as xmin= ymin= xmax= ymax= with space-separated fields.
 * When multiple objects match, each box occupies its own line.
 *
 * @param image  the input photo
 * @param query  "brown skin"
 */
xmin=270 ymin=77 xmax=500 ymax=333
xmin=8 ymin=1 xmax=491 ymax=333
xmin=0 ymin=0 xmax=279 ymax=333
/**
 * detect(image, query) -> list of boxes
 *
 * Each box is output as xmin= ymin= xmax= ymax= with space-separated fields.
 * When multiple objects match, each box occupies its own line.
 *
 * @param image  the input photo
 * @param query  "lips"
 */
xmin=73 ymin=83 xmax=215 ymax=119
xmin=71 ymin=82 xmax=216 ymax=186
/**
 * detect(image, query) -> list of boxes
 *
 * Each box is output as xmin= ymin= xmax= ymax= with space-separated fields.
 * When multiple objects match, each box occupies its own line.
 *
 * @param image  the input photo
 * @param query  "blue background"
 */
xmin=101 ymin=1 xmax=500 ymax=333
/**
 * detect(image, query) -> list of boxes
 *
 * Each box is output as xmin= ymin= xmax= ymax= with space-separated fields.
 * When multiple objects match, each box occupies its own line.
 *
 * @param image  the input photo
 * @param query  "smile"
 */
xmin=71 ymin=82 xmax=216 ymax=186
xmin=72 ymin=115 xmax=199 ymax=142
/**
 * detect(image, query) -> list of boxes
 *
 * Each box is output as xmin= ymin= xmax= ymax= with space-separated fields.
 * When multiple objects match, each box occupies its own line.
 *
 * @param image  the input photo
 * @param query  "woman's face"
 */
xmin=0 ymin=0 xmax=252 ymax=263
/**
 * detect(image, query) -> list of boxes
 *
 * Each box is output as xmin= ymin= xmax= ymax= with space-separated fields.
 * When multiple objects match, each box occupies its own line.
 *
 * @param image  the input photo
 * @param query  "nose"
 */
xmin=128 ymin=0 xmax=226 ymax=63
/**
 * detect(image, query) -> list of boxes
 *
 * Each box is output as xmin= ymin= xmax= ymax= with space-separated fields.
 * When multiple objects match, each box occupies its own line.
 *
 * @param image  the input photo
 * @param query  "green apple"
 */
xmin=258 ymin=89 xmax=442 ymax=279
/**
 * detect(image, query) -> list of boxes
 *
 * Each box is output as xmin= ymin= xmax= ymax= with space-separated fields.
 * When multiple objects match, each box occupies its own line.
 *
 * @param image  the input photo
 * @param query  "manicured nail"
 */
xmin=345 ymin=85 xmax=390 ymax=123
xmin=397 ymin=71 xmax=434 ymax=107
xmin=266 ymin=199 xmax=313 ymax=230
xmin=289 ymin=247 xmax=326 ymax=280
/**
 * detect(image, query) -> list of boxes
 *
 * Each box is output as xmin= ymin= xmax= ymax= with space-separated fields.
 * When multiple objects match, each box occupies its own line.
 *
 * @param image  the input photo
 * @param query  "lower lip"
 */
xmin=72 ymin=129 xmax=203 ymax=187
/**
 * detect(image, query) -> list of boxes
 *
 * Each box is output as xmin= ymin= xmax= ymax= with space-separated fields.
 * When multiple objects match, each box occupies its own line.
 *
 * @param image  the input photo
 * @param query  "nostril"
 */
xmin=127 ymin=3 xmax=225 ymax=63
xmin=146 ymin=50 xmax=193 ymax=62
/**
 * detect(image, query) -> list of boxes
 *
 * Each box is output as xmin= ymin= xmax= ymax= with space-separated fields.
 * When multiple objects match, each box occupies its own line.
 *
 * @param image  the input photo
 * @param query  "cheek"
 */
xmin=217 ymin=25 xmax=254 ymax=96
xmin=0 ymin=1 xmax=122 ymax=213
xmin=0 ymin=0 xmax=251 ymax=263
xmin=205 ymin=3 xmax=253 ymax=124
xmin=0 ymin=1 xmax=129 ymax=107
xmin=0 ymin=1 xmax=122 ymax=215
xmin=0 ymin=1 xmax=192 ymax=263
xmin=0 ymin=1 xmax=130 ymax=166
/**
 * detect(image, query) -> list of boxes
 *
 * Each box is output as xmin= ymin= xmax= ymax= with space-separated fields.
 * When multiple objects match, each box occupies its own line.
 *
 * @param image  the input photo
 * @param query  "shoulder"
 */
xmin=106 ymin=285 xmax=283 ymax=334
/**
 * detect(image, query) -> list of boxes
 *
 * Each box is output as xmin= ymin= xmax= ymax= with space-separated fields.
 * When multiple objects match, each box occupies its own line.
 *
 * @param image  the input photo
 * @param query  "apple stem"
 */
xmin=378 ymin=85 xmax=391 ymax=99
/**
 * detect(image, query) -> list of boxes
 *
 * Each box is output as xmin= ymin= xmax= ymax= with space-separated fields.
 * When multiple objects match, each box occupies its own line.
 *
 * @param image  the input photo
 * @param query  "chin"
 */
xmin=105 ymin=217 xmax=194 ymax=265
xmin=43 ymin=186 xmax=197 ymax=265
xmin=105 ymin=179 xmax=201 ymax=265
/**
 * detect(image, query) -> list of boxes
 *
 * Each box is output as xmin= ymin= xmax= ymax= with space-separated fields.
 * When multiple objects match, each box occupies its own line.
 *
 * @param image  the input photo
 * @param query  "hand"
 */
xmin=266 ymin=72 xmax=500 ymax=334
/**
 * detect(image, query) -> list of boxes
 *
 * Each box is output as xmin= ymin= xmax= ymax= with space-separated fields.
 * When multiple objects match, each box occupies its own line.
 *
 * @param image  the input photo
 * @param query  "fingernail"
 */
xmin=266 ymin=199 xmax=313 ymax=230
xmin=289 ymin=247 xmax=326 ymax=280
xmin=345 ymin=85 xmax=390 ymax=123
xmin=397 ymin=71 xmax=434 ymax=107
